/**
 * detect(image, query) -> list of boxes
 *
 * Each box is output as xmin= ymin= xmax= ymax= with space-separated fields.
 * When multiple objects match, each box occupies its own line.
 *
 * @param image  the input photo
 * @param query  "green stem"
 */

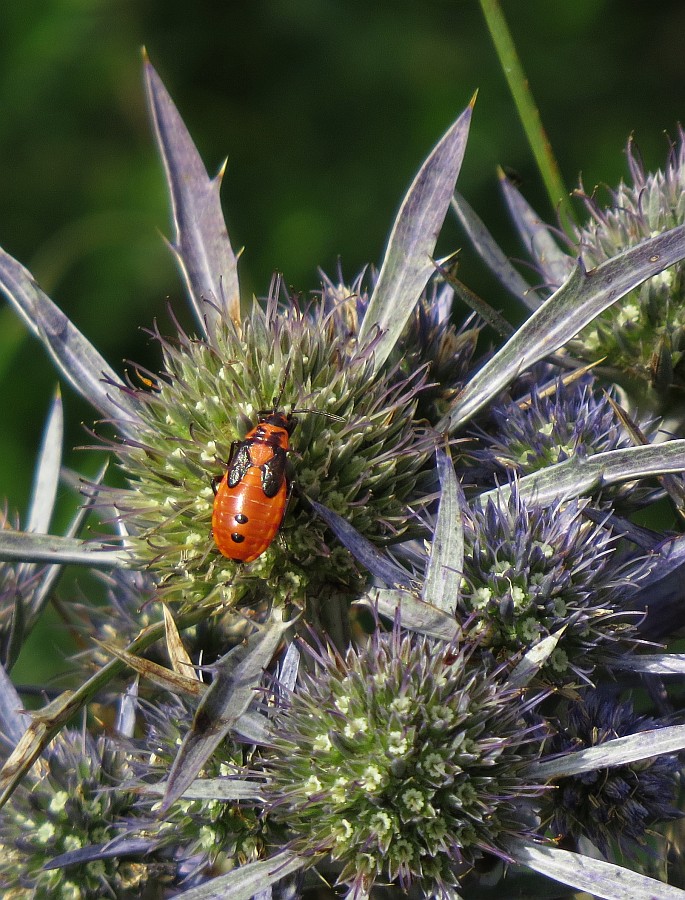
xmin=479 ymin=0 xmax=575 ymax=228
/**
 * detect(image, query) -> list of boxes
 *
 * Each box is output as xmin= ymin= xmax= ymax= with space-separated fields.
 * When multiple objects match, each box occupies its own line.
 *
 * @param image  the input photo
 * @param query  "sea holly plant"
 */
xmin=452 ymin=130 xmax=685 ymax=415
xmin=2 ymin=46 xmax=685 ymax=900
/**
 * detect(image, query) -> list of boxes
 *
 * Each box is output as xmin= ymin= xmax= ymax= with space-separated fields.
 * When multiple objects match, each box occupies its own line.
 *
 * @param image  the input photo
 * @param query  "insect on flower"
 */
xmin=211 ymin=374 xmax=342 ymax=563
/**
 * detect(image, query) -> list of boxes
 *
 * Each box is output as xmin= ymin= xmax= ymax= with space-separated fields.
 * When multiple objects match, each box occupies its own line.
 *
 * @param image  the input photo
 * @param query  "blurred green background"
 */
xmin=2 ymin=0 xmax=684 ymax=681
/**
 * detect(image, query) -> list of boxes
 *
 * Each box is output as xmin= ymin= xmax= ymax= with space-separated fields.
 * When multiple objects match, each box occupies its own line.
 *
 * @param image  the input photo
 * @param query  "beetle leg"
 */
xmin=211 ymin=440 xmax=239 ymax=495
xmin=226 ymin=440 xmax=239 ymax=466
xmin=283 ymin=478 xmax=294 ymax=516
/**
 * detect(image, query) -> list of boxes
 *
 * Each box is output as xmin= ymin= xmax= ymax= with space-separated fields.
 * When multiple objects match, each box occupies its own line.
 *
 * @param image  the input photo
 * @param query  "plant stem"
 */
xmin=479 ymin=0 xmax=575 ymax=229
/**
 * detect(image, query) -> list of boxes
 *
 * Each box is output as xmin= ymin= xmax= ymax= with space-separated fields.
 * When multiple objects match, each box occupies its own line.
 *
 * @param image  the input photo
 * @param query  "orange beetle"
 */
xmin=212 ymin=409 xmax=296 ymax=563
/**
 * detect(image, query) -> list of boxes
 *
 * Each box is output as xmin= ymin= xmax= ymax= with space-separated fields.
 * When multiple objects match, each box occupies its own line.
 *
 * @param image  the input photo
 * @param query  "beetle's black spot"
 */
xmin=231 ymin=532 xmax=245 ymax=544
xmin=234 ymin=513 xmax=248 ymax=524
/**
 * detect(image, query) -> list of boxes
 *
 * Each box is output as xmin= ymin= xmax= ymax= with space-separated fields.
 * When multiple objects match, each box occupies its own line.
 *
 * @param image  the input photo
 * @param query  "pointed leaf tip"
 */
xmin=143 ymin=57 xmax=241 ymax=337
xmin=359 ymin=102 xmax=474 ymax=371
xmin=24 ymin=388 xmax=64 ymax=538
xmin=0 ymin=247 xmax=140 ymax=432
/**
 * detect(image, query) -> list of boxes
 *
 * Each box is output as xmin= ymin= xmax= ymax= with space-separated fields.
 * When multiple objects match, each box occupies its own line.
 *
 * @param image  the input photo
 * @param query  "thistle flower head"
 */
xmin=0 ymin=730 xmax=144 ymax=899
xmin=547 ymin=690 xmax=681 ymax=856
xmin=464 ymin=373 xmax=657 ymax=506
xmin=263 ymin=623 xmax=547 ymax=896
xmin=0 ymin=59 xmax=473 ymax=627
xmin=553 ymin=132 xmax=685 ymax=395
xmin=107 ymin=291 xmax=434 ymax=610
xmin=457 ymin=489 xmax=641 ymax=681
xmin=468 ymin=374 xmax=623 ymax=473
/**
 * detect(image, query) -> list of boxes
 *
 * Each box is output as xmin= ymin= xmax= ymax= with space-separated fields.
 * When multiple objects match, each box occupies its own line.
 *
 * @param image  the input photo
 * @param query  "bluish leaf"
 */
xmin=308 ymin=498 xmax=411 ymax=588
xmin=451 ymin=191 xmax=539 ymax=310
xmin=441 ymin=224 xmax=685 ymax=431
xmin=0 ymin=247 xmax=140 ymax=432
xmin=24 ymin=387 xmax=62 ymax=536
xmin=142 ymin=776 xmax=264 ymax=801
xmin=0 ymin=530 xmax=129 ymax=568
xmin=0 ymin=662 xmax=28 ymax=746
xmin=533 ymin=723 xmax=685 ymax=780
xmin=421 ymin=447 xmax=464 ymax=611
xmin=45 ymin=838 xmax=157 ymax=870
xmin=475 ymin=440 xmax=685 ymax=509
xmin=232 ymin=710 xmax=273 ymax=745
xmin=276 ymin=641 xmax=300 ymax=696
xmin=499 ymin=172 xmax=574 ymax=289
xmin=506 ymin=837 xmax=685 ymax=900
xmin=506 ymin=632 xmax=562 ymax=691
xmin=116 ymin=679 xmax=138 ymax=740
xmin=144 ymin=54 xmax=241 ymax=338
xmin=359 ymin=98 xmax=475 ymax=370
xmin=612 ymin=654 xmax=685 ymax=676
xmin=174 ymin=850 xmax=306 ymax=900
xmin=15 ymin=388 xmax=64 ymax=623
xmin=26 ymin=461 xmax=111 ymax=622
xmin=359 ymin=587 xmax=458 ymax=641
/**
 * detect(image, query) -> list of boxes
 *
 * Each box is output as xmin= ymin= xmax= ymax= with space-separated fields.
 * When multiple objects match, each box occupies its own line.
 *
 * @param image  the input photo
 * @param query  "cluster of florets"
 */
xmin=570 ymin=131 xmax=685 ymax=392
xmin=263 ymin=626 xmax=548 ymax=896
xmin=545 ymin=691 xmax=681 ymax=855
xmin=0 ymin=731 xmax=143 ymax=899
xmin=464 ymin=373 xmax=649 ymax=494
xmin=108 ymin=293 xmax=435 ymax=611
xmin=455 ymin=490 xmax=641 ymax=680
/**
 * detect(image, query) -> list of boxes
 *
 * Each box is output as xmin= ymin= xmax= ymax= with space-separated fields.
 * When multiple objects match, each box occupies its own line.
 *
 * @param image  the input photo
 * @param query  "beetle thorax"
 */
xmin=257 ymin=410 xmax=296 ymax=435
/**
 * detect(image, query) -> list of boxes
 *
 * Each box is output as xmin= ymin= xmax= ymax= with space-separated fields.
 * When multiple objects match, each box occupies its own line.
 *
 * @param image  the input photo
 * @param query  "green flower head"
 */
xmin=0 ymin=59 xmax=474 ymax=617
xmin=571 ymin=132 xmax=685 ymax=394
xmin=0 ymin=731 xmax=143 ymax=899
xmin=107 ymin=289 xmax=435 ymax=611
xmin=264 ymin=623 xmax=547 ymax=896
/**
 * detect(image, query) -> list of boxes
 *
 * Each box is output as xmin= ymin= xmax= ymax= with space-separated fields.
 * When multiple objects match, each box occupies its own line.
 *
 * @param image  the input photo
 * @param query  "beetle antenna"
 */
xmin=290 ymin=408 xmax=344 ymax=422
xmin=272 ymin=359 xmax=293 ymax=411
